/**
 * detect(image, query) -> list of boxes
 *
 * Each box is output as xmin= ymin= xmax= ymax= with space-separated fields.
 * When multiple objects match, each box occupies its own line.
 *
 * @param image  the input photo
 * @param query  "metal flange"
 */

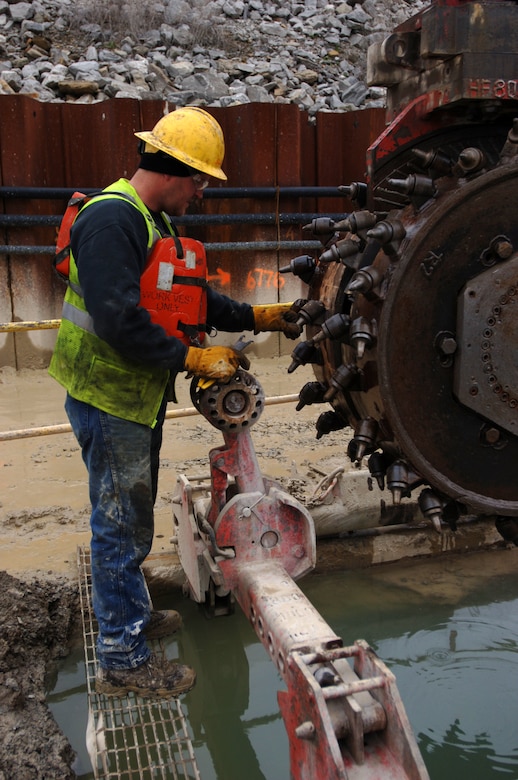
xmin=193 ymin=369 xmax=265 ymax=433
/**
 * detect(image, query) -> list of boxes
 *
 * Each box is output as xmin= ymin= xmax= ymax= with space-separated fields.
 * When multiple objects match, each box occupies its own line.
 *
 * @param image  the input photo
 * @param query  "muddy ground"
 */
xmin=0 ymin=356 xmax=355 ymax=779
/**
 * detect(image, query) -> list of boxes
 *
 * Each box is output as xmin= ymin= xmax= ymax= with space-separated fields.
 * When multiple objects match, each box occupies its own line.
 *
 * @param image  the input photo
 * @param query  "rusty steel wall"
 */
xmin=0 ymin=95 xmax=385 ymax=368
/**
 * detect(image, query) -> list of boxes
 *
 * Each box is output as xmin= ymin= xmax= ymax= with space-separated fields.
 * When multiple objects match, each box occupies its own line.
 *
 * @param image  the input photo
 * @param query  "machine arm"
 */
xmin=174 ymin=369 xmax=429 ymax=780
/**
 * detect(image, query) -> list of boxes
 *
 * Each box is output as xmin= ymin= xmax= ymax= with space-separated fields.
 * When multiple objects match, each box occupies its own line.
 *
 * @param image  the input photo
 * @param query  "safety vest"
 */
xmin=49 ymin=178 xmax=206 ymax=427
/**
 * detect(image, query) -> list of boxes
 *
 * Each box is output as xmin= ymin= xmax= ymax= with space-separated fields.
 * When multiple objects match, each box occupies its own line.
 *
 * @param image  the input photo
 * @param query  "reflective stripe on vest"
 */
xmin=61 ymin=300 xmax=95 ymax=335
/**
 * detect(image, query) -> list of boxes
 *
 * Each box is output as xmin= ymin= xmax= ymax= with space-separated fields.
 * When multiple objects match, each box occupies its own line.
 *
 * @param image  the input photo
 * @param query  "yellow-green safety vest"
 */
xmin=49 ymin=178 xmax=176 ymax=427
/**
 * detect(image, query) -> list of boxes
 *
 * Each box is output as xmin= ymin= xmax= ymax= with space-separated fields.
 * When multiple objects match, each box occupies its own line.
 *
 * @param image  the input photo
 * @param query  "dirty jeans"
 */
xmin=65 ymin=393 xmax=167 ymax=670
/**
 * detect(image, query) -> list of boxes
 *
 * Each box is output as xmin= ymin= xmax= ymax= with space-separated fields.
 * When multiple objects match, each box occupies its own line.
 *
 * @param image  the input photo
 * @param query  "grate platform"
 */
xmin=77 ymin=546 xmax=201 ymax=780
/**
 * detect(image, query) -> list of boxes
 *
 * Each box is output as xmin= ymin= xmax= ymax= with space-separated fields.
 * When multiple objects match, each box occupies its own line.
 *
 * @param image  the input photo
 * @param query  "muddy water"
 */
xmin=48 ymin=547 xmax=518 ymax=779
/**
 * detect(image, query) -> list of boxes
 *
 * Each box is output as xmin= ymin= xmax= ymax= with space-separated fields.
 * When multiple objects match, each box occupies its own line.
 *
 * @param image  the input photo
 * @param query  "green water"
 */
xmin=48 ymin=548 xmax=518 ymax=779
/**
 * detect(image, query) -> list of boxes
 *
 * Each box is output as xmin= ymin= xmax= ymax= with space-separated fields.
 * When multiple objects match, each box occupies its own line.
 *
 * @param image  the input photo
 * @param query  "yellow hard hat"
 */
xmin=135 ymin=107 xmax=227 ymax=181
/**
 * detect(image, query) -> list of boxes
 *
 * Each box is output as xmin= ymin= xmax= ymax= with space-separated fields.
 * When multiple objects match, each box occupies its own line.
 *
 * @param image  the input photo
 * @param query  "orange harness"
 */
xmin=55 ymin=191 xmax=208 ymax=347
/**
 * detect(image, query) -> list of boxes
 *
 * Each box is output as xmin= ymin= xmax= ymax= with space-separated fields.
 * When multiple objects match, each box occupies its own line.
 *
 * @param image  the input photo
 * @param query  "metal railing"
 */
xmin=0 ymin=185 xmax=348 ymax=255
xmin=0 ymin=392 xmax=299 ymax=442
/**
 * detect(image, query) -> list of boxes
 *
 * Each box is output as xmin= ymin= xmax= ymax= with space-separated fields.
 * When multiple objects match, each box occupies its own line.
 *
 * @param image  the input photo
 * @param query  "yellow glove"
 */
xmin=184 ymin=345 xmax=250 ymax=383
xmin=252 ymin=303 xmax=301 ymax=340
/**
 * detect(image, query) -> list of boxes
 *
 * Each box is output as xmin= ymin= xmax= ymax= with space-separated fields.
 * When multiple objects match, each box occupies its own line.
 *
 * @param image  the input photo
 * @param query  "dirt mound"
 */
xmin=0 ymin=571 xmax=79 ymax=779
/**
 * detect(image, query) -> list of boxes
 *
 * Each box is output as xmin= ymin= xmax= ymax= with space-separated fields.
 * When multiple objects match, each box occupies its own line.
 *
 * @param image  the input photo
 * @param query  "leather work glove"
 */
xmin=184 ymin=345 xmax=250 ymax=383
xmin=252 ymin=303 xmax=301 ymax=340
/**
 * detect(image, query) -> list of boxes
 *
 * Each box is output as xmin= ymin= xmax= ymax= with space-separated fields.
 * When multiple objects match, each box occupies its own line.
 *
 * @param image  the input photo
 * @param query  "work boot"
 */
xmin=95 ymin=653 xmax=196 ymax=698
xmin=145 ymin=609 xmax=183 ymax=640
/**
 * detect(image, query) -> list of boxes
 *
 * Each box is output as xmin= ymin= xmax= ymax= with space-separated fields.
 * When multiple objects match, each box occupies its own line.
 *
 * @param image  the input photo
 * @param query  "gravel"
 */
xmin=0 ymin=0 xmax=427 ymax=113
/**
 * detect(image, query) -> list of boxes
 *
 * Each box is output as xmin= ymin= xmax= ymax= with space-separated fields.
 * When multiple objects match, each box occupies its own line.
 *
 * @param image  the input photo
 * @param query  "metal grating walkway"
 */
xmin=77 ymin=546 xmax=201 ymax=780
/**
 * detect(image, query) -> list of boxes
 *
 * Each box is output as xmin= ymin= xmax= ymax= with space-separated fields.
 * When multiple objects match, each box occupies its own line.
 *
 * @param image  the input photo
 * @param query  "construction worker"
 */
xmin=49 ymin=107 xmax=299 ymax=698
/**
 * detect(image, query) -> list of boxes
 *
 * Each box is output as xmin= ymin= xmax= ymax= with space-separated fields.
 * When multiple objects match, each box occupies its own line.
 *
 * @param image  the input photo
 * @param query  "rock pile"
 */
xmin=0 ymin=0 xmax=426 ymax=112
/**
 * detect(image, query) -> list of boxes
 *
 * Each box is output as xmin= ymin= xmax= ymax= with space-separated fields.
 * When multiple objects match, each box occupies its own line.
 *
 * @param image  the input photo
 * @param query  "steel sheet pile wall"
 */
xmin=0 ymin=96 xmax=384 ymax=367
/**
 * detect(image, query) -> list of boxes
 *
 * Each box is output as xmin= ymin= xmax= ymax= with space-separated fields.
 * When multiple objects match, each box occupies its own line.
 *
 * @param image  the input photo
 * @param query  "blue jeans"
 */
xmin=65 ymin=393 xmax=167 ymax=669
